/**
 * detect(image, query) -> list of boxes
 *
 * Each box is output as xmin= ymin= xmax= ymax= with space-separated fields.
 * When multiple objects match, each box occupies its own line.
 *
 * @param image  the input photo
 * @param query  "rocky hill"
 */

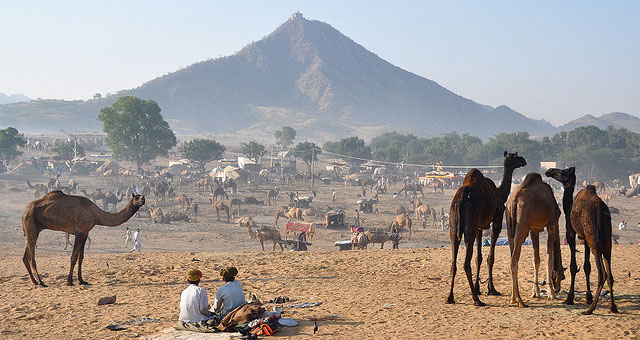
xmin=0 ymin=13 xmax=554 ymax=140
xmin=557 ymin=112 xmax=640 ymax=133
xmin=0 ymin=92 xmax=31 ymax=105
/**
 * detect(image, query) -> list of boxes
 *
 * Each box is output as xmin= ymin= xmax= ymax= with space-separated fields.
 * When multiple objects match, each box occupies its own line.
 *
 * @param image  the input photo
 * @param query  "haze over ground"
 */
xmin=2 ymin=1 xmax=639 ymax=125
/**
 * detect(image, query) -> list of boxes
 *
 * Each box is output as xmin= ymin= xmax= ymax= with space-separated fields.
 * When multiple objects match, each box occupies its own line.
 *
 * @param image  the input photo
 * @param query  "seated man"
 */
xmin=176 ymin=269 xmax=219 ymax=332
xmin=295 ymin=231 xmax=308 ymax=251
xmin=211 ymin=267 xmax=246 ymax=319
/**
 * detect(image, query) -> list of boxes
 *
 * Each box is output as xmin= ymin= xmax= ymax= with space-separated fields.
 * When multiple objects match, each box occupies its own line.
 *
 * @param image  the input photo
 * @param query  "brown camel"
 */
xmin=46 ymin=176 xmax=59 ymax=191
xmin=592 ymin=181 xmax=606 ymax=193
xmin=415 ymin=204 xmax=437 ymax=227
xmin=22 ymin=192 xmax=144 ymax=286
xmin=546 ymin=168 xmax=618 ymax=314
xmin=505 ymin=173 xmax=565 ymax=307
xmin=103 ymin=191 xmax=124 ymax=211
xmin=211 ymin=201 xmax=230 ymax=222
xmin=389 ymin=214 xmax=412 ymax=240
xmin=274 ymin=206 xmax=304 ymax=226
xmin=256 ymin=227 xmax=284 ymax=251
xmin=410 ymin=199 xmax=422 ymax=210
xmin=432 ymin=180 xmax=445 ymax=194
xmin=230 ymin=198 xmax=243 ymax=217
xmin=150 ymin=206 xmax=168 ymax=224
xmin=364 ymin=229 xmax=389 ymax=249
xmin=398 ymin=183 xmax=424 ymax=198
xmin=27 ymin=181 xmax=48 ymax=198
xmin=267 ymin=188 xmax=279 ymax=206
xmin=236 ymin=216 xmax=256 ymax=237
xmin=446 ymin=151 xmax=527 ymax=306
xmin=361 ymin=178 xmax=376 ymax=190
xmin=395 ymin=206 xmax=409 ymax=215
xmin=213 ymin=187 xmax=228 ymax=202
xmin=177 ymin=194 xmax=190 ymax=212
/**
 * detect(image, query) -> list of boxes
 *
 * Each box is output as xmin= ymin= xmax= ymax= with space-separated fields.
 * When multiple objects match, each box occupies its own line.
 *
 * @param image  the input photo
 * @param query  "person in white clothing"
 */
xmin=210 ymin=267 xmax=246 ymax=319
xmin=176 ymin=269 xmax=218 ymax=331
xmin=124 ymin=227 xmax=132 ymax=248
xmin=131 ymin=228 xmax=141 ymax=252
xmin=618 ymin=220 xmax=627 ymax=230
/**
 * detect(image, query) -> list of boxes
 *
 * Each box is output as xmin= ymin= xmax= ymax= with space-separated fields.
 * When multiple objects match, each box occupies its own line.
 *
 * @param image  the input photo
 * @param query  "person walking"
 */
xmin=124 ymin=227 xmax=132 ymax=248
xmin=131 ymin=228 xmax=142 ymax=252
xmin=332 ymin=189 xmax=336 ymax=202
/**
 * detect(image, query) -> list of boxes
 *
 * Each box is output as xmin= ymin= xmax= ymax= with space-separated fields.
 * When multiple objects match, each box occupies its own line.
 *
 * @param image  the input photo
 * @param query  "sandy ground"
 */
xmin=1 ymin=164 xmax=639 ymax=339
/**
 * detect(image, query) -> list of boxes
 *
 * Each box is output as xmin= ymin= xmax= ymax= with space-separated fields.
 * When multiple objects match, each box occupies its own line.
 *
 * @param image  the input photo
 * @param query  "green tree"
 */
xmin=274 ymin=126 xmax=296 ymax=149
xmin=0 ymin=127 xmax=26 ymax=166
xmin=331 ymin=136 xmax=371 ymax=164
xmin=178 ymin=138 xmax=226 ymax=168
xmin=53 ymin=140 xmax=85 ymax=160
xmin=98 ymin=96 xmax=176 ymax=171
xmin=241 ymin=140 xmax=266 ymax=163
xmin=291 ymin=141 xmax=321 ymax=173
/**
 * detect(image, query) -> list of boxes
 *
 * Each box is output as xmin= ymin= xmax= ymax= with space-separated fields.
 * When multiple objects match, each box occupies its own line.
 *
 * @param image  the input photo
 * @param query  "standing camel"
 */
xmin=267 ymin=188 xmax=279 ymax=206
xmin=213 ymin=187 xmax=228 ymax=202
xmin=446 ymin=151 xmax=526 ymax=306
xmin=546 ymin=168 xmax=618 ymax=314
xmin=178 ymin=194 xmax=190 ymax=212
xmin=211 ymin=200 xmax=230 ymax=222
xmin=505 ymin=173 xmax=565 ymax=307
xmin=22 ymin=192 xmax=145 ymax=286
xmin=398 ymin=184 xmax=424 ymax=198
xmin=256 ymin=227 xmax=284 ymax=251
xmin=389 ymin=214 xmax=412 ymax=240
xmin=230 ymin=198 xmax=243 ymax=217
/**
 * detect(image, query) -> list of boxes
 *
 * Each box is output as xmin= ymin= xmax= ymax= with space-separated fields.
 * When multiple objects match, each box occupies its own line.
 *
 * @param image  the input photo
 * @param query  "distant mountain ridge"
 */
xmin=2 ymin=13 xmax=557 ymax=139
xmin=0 ymin=92 xmax=31 ymax=105
xmin=557 ymin=112 xmax=640 ymax=133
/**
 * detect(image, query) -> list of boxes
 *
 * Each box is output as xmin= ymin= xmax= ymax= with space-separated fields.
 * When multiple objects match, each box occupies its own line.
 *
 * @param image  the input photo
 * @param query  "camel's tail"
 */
xmin=507 ymin=202 xmax=517 ymax=240
xmin=454 ymin=186 xmax=472 ymax=241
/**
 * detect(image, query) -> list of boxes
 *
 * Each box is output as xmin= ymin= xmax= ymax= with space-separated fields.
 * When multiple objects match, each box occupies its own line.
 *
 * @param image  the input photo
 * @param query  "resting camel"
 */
xmin=22 ymin=192 xmax=145 ymax=286
xmin=546 ymin=168 xmax=618 ymax=314
xmin=256 ymin=227 xmax=284 ymax=251
xmin=150 ymin=206 xmax=168 ymax=224
xmin=447 ymin=151 xmax=526 ymax=306
xmin=230 ymin=198 xmax=243 ymax=217
xmin=213 ymin=187 xmax=228 ymax=202
xmin=274 ymin=206 xmax=304 ymax=226
xmin=211 ymin=200 xmax=230 ymax=222
xmin=236 ymin=216 xmax=256 ymax=237
xmin=398 ymin=183 xmax=424 ymax=198
xmin=505 ymin=173 xmax=565 ymax=307
xmin=267 ymin=188 xmax=279 ymax=206
xmin=389 ymin=214 xmax=412 ymax=239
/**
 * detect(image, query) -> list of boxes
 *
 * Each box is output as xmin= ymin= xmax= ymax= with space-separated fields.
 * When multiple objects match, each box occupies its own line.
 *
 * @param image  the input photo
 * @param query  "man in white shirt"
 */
xmin=618 ymin=220 xmax=627 ymax=230
xmin=131 ymin=228 xmax=141 ymax=252
xmin=210 ymin=267 xmax=246 ymax=318
xmin=175 ymin=269 xmax=219 ymax=332
xmin=124 ymin=227 xmax=132 ymax=248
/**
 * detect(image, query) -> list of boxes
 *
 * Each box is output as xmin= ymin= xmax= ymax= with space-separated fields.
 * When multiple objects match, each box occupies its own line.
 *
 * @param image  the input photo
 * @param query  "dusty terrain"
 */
xmin=0 ymin=164 xmax=639 ymax=339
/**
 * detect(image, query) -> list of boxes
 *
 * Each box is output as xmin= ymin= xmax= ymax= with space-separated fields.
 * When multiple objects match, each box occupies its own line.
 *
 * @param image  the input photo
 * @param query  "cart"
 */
xmin=325 ymin=210 xmax=346 ymax=228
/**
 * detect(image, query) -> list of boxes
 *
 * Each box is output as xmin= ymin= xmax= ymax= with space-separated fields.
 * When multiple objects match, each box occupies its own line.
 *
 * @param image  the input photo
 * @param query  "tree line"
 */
xmin=324 ymin=127 xmax=640 ymax=180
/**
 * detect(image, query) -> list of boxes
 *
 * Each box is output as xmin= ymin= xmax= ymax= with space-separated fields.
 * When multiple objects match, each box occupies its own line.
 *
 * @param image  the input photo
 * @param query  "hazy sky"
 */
xmin=1 ymin=1 xmax=638 ymax=125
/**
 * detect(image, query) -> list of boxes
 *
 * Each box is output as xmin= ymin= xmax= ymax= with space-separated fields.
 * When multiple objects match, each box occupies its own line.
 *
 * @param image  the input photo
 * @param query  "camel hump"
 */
xmin=585 ymin=185 xmax=597 ymax=194
xmin=520 ymin=173 xmax=542 ymax=186
xmin=462 ymin=168 xmax=484 ymax=185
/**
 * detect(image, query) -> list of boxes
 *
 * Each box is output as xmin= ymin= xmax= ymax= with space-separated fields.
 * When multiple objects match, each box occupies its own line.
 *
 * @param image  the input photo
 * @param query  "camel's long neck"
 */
xmin=497 ymin=166 xmax=516 ymax=203
xmin=561 ymin=178 xmax=576 ymax=227
xmin=94 ymin=201 xmax=139 ymax=226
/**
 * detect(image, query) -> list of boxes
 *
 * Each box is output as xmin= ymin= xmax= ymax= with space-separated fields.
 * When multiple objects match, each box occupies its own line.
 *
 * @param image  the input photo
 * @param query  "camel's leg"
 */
xmin=584 ymin=243 xmax=593 ymax=305
xmin=259 ymin=239 xmax=265 ymax=252
xmin=510 ymin=240 xmax=527 ymax=307
xmin=380 ymin=242 xmax=384 ymax=249
xmin=23 ymin=231 xmax=44 ymax=286
xmin=216 ymin=209 xmax=220 ymax=221
xmin=531 ymin=231 xmax=541 ymax=298
xmin=279 ymin=241 xmax=284 ymax=251
xmin=464 ymin=234 xmax=484 ymax=306
xmin=564 ymin=229 xmax=578 ymax=305
xmin=487 ymin=216 xmax=503 ymax=295
xmin=272 ymin=241 xmax=277 ymax=251
xmin=473 ymin=231 xmax=483 ymax=295
xmin=583 ymin=250 xmax=605 ymax=315
xmin=603 ymin=252 xmax=618 ymax=313
xmin=67 ymin=235 xmax=84 ymax=286
xmin=545 ymin=231 xmax=558 ymax=300
xmin=446 ymin=236 xmax=461 ymax=304
xmin=76 ymin=234 xmax=89 ymax=285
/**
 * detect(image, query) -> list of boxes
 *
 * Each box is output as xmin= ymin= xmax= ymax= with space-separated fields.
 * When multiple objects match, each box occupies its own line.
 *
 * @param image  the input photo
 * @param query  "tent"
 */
xmin=224 ymin=166 xmax=242 ymax=180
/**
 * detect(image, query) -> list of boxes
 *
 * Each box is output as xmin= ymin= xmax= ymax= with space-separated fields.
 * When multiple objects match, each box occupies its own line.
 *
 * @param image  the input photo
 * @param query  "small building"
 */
xmin=237 ymin=156 xmax=261 ymax=172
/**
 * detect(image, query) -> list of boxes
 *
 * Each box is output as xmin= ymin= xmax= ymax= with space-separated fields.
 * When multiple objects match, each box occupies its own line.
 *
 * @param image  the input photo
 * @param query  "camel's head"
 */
xmin=544 ymin=167 xmax=575 ymax=186
xmin=503 ymin=151 xmax=527 ymax=170
xmin=551 ymin=266 xmax=566 ymax=294
xmin=131 ymin=193 xmax=145 ymax=208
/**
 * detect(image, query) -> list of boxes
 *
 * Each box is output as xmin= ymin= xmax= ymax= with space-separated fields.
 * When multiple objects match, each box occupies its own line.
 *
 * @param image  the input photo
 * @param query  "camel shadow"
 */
xmin=277 ymin=318 xmax=365 ymax=337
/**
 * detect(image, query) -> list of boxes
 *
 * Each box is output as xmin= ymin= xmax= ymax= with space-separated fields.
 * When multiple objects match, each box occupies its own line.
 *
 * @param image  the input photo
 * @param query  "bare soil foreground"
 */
xmin=0 ymin=246 xmax=638 ymax=340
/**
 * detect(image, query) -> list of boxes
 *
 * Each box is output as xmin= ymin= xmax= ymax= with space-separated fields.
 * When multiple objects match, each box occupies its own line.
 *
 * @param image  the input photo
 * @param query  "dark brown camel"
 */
xmin=505 ymin=173 xmax=564 ymax=307
xmin=213 ymin=186 xmax=228 ymax=202
xmin=22 ymin=192 xmax=145 ymax=286
xmin=546 ymin=168 xmax=618 ymax=314
xmin=398 ymin=183 xmax=424 ymax=198
xmin=446 ymin=151 xmax=526 ymax=306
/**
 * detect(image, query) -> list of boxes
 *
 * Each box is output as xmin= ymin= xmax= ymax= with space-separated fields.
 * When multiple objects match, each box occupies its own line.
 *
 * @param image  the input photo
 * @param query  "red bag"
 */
xmin=250 ymin=316 xmax=279 ymax=336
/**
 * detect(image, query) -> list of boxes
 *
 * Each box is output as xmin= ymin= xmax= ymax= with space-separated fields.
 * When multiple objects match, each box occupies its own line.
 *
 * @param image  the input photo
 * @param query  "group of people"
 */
xmin=177 ymin=266 xmax=246 ymax=332
xmin=125 ymin=227 xmax=142 ymax=252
